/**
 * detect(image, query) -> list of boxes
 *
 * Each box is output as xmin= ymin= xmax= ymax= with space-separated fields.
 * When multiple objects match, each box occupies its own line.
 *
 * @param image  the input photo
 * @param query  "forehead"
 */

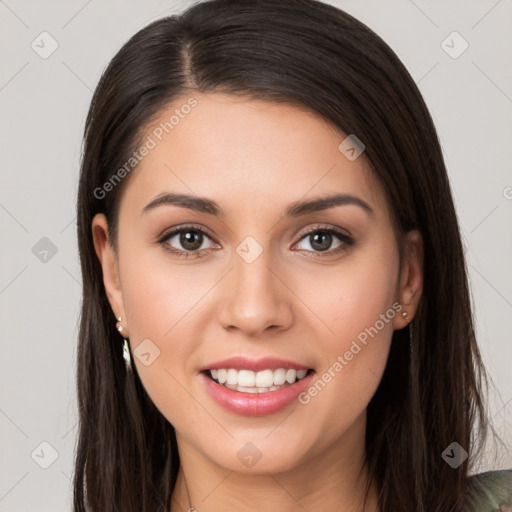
xmin=120 ymin=92 xmax=389 ymax=220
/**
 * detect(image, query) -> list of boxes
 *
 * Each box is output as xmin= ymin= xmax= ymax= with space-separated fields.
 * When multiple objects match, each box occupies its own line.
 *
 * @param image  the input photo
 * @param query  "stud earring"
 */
xmin=402 ymin=310 xmax=411 ymax=323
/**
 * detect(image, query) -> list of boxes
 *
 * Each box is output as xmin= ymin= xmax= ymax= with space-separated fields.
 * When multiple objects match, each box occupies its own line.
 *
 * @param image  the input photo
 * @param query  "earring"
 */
xmin=401 ymin=310 xmax=411 ymax=323
xmin=116 ymin=316 xmax=132 ymax=372
xmin=122 ymin=337 xmax=132 ymax=372
xmin=116 ymin=316 xmax=123 ymax=332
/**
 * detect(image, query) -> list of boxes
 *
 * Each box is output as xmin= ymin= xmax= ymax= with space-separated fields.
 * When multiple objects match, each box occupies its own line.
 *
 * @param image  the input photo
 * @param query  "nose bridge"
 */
xmin=217 ymin=234 xmax=292 ymax=335
xmin=234 ymin=235 xmax=276 ymax=298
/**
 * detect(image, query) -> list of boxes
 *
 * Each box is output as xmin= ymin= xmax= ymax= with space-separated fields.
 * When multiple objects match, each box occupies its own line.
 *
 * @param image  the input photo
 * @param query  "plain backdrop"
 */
xmin=0 ymin=0 xmax=511 ymax=510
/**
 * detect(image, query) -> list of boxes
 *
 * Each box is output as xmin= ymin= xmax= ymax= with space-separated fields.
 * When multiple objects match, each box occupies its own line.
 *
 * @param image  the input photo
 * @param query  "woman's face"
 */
xmin=93 ymin=92 xmax=422 ymax=475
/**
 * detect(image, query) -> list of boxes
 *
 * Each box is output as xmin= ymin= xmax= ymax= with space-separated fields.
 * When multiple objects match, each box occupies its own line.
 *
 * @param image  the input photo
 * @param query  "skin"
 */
xmin=92 ymin=92 xmax=423 ymax=512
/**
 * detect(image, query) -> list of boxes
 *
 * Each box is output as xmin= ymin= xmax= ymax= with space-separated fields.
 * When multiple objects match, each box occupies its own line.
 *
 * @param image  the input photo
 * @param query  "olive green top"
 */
xmin=468 ymin=469 xmax=512 ymax=511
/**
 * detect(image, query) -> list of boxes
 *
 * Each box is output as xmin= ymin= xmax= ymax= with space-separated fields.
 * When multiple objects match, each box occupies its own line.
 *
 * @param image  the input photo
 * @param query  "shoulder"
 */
xmin=467 ymin=469 xmax=512 ymax=511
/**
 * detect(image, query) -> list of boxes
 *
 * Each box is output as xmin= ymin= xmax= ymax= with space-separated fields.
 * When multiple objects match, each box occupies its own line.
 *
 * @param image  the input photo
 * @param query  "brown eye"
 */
xmin=294 ymin=226 xmax=354 ymax=256
xmin=308 ymin=231 xmax=334 ymax=252
xmin=177 ymin=229 xmax=204 ymax=251
xmin=158 ymin=225 xmax=218 ymax=257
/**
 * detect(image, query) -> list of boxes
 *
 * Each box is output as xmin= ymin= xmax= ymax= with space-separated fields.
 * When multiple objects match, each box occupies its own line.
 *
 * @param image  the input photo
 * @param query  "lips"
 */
xmin=198 ymin=356 xmax=316 ymax=416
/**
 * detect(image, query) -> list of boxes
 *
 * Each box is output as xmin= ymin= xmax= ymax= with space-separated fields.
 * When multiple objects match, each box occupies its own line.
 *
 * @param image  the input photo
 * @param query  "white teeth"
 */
xmin=226 ymin=369 xmax=238 ymax=385
xmin=217 ymin=369 xmax=227 ymax=384
xmin=273 ymin=368 xmax=286 ymax=385
xmin=285 ymin=369 xmax=296 ymax=384
xmin=236 ymin=385 xmax=259 ymax=393
xmin=296 ymin=369 xmax=307 ymax=379
xmin=255 ymin=369 xmax=274 ymax=387
xmin=238 ymin=369 xmax=255 ymax=387
xmin=207 ymin=367 xmax=310 ymax=392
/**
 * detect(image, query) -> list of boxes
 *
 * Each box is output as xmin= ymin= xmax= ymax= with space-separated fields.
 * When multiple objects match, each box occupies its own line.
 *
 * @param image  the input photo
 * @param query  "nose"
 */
xmin=217 ymin=246 xmax=294 ymax=337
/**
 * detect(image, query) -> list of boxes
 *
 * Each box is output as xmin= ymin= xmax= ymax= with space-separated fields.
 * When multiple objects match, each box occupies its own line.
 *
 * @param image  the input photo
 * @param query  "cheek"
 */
xmin=119 ymin=243 xmax=214 ymax=342
xmin=291 ymin=243 xmax=399 ymax=415
xmin=116 ymin=248 xmax=202 ymax=413
xmin=292 ymin=243 xmax=399 ymax=347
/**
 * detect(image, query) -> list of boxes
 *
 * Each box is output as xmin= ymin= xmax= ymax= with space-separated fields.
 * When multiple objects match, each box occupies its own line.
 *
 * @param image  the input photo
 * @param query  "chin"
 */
xmin=203 ymin=435 xmax=312 ymax=475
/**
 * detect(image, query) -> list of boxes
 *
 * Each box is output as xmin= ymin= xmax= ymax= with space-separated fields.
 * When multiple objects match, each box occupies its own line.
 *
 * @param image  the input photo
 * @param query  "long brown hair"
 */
xmin=74 ymin=0 xmax=496 ymax=510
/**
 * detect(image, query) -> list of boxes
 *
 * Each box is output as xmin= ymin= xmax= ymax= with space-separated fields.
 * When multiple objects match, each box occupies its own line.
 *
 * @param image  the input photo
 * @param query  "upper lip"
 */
xmin=200 ymin=356 xmax=312 ymax=373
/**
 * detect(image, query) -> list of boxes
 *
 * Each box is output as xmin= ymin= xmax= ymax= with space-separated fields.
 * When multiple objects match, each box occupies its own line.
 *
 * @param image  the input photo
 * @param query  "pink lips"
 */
xmin=199 ymin=356 xmax=315 ymax=416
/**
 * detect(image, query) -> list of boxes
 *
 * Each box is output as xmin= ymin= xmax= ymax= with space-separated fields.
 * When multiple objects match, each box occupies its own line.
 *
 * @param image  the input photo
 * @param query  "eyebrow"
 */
xmin=140 ymin=192 xmax=374 ymax=218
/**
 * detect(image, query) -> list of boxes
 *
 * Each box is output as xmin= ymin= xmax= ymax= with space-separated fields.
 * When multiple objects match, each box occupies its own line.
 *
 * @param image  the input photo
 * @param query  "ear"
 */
xmin=91 ymin=213 xmax=129 ymax=335
xmin=393 ymin=229 xmax=423 ymax=330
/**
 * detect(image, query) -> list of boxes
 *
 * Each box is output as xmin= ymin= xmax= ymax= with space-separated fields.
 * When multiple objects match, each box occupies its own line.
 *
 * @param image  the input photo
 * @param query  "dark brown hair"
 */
xmin=74 ymin=0 xmax=497 ymax=510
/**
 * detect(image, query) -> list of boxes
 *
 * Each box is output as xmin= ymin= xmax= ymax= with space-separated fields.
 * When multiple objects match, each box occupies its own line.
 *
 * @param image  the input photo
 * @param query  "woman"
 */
xmin=73 ymin=0 xmax=511 ymax=510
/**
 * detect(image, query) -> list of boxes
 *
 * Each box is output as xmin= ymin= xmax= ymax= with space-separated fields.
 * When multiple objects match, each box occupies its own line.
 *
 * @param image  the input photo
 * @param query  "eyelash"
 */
xmin=157 ymin=223 xmax=354 ymax=259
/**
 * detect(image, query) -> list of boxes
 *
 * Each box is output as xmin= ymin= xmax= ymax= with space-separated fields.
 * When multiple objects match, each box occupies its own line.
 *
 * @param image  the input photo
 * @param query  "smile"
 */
xmin=199 ymin=357 xmax=316 ymax=416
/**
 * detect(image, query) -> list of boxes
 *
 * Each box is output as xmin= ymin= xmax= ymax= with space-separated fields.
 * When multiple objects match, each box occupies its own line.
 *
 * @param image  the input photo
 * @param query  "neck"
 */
xmin=170 ymin=413 xmax=380 ymax=512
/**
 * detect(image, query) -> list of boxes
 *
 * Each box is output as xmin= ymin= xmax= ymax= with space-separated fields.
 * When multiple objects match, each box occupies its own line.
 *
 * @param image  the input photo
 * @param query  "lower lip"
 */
xmin=199 ymin=371 xmax=316 ymax=416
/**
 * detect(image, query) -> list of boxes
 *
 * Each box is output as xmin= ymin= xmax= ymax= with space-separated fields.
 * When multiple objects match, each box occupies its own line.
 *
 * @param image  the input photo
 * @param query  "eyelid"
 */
xmin=158 ymin=223 xmax=216 ymax=241
xmin=295 ymin=223 xmax=352 ymax=241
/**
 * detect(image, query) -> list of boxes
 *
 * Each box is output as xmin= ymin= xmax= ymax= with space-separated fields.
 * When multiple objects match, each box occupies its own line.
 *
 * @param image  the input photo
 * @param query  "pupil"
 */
xmin=181 ymin=230 xmax=202 ymax=250
xmin=311 ymin=231 xmax=331 ymax=251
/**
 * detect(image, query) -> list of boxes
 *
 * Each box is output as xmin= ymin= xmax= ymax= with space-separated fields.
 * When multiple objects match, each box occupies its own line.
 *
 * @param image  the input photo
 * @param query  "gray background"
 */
xmin=1 ymin=0 xmax=511 ymax=510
